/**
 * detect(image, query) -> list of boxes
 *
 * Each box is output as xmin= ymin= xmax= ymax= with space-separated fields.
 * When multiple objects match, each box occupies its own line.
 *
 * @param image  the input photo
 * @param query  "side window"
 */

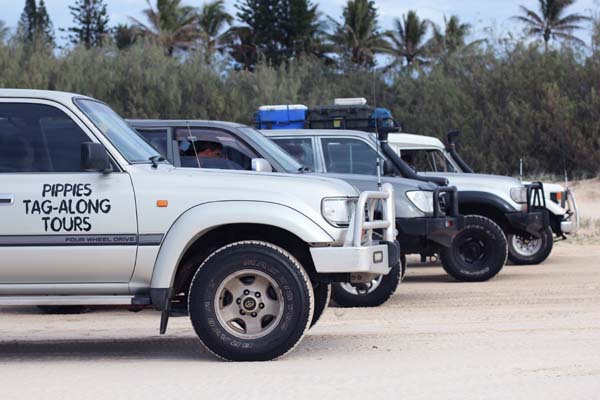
xmin=137 ymin=129 xmax=169 ymax=159
xmin=320 ymin=137 xmax=378 ymax=175
xmin=174 ymin=128 xmax=258 ymax=170
xmin=0 ymin=103 xmax=92 ymax=173
xmin=271 ymin=137 xmax=316 ymax=170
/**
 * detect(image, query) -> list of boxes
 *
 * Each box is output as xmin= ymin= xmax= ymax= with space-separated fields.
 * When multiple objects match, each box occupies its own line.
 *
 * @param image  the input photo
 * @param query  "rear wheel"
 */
xmin=440 ymin=215 xmax=507 ymax=282
xmin=507 ymin=226 xmax=553 ymax=265
xmin=330 ymin=255 xmax=405 ymax=308
xmin=188 ymin=241 xmax=313 ymax=361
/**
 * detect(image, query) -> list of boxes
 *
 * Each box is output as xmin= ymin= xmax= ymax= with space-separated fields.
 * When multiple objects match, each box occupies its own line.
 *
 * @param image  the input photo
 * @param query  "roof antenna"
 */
xmin=375 ymin=117 xmax=383 ymax=190
xmin=186 ymin=121 xmax=201 ymax=169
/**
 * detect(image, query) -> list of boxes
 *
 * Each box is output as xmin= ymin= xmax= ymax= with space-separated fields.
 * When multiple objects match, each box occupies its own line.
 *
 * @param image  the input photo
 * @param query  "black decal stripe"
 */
xmin=0 ymin=234 xmax=164 ymax=247
xmin=138 ymin=234 xmax=165 ymax=246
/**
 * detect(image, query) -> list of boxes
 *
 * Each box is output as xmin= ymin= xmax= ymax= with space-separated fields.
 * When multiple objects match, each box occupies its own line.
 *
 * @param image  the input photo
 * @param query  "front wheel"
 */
xmin=440 ymin=215 xmax=507 ymax=282
xmin=330 ymin=255 xmax=405 ymax=308
xmin=188 ymin=241 xmax=313 ymax=361
xmin=507 ymin=226 xmax=554 ymax=265
xmin=310 ymin=282 xmax=331 ymax=328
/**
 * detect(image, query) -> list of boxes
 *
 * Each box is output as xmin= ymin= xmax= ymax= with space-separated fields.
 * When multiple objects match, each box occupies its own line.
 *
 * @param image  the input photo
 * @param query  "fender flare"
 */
xmin=457 ymin=191 xmax=517 ymax=214
xmin=150 ymin=200 xmax=334 ymax=289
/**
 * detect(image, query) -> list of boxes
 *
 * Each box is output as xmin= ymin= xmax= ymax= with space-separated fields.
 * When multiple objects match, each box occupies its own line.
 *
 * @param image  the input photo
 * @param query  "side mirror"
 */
xmin=251 ymin=158 xmax=273 ymax=173
xmin=81 ymin=142 xmax=113 ymax=173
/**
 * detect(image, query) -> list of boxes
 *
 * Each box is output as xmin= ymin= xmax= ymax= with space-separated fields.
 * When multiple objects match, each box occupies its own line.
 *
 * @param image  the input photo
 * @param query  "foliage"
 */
xmin=130 ymin=0 xmax=199 ymax=55
xmin=383 ymin=11 xmax=429 ymax=70
xmin=17 ymin=0 xmax=55 ymax=46
xmin=513 ymin=0 xmax=590 ymax=50
xmin=328 ymin=0 xmax=387 ymax=67
xmin=64 ymin=0 xmax=110 ymax=48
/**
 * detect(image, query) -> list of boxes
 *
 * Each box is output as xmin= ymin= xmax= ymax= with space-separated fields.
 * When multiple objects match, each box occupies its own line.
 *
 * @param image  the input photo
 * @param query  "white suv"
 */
xmin=0 ymin=89 xmax=398 ymax=361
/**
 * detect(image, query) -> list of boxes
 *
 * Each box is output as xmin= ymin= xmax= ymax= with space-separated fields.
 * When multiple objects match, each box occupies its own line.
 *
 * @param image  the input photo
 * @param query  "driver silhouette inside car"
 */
xmin=193 ymin=140 xmax=242 ymax=170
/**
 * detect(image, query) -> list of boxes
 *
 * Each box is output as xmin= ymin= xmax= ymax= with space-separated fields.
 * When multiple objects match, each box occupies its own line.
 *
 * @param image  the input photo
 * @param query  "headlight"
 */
xmin=321 ymin=197 xmax=356 ymax=227
xmin=406 ymin=191 xmax=434 ymax=213
xmin=510 ymin=187 xmax=528 ymax=204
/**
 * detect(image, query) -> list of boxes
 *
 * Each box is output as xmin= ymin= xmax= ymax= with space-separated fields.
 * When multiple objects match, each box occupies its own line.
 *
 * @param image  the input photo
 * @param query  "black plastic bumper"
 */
xmin=381 ymin=240 xmax=401 ymax=269
xmin=505 ymin=210 xmax=549 ymax=238
xmin=396 ymin=215 xmax=465 ymax=248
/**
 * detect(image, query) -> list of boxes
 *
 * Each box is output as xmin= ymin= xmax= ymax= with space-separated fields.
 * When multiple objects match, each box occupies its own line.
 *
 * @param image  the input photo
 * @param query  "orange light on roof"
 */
xmin=157 ymin=200 xmax=169 ymax=208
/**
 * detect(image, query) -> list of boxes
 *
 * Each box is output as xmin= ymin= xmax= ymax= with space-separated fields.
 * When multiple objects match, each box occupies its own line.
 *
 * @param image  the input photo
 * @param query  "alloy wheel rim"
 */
xmin=214 ymin=269 xmax=284 ymax=340
xmin=511 ymin=235 xmax=542 ymax=257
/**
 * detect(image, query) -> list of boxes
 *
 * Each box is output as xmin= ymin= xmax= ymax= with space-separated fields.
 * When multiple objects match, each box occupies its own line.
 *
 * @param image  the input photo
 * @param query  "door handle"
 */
xmin=0 ymin=194 xmax=14 ymax=206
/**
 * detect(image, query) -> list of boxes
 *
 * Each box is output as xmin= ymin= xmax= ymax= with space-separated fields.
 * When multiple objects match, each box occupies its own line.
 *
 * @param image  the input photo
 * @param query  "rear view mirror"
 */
xmin=251 ymin=158 xmax=273 ymax=173
xmin=81 ymin=142 xmax=113 ymax=173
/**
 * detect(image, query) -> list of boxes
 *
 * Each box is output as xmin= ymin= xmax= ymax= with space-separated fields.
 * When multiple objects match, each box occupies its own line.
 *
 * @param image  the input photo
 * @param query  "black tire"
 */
xmin=330 ymin=256 xmax=404 ymax=308
xmin=310 ymin=282 xmax=331 ymax=328
xmin=37 ymin=306 xmax=90 ymax=314
xmin=440 ymin=215 xmax=507 ymax=282
xmin=188 ymin=241 xmax=313 ymax=361
xmin=507 ymin=226 xmax=554 ymax=265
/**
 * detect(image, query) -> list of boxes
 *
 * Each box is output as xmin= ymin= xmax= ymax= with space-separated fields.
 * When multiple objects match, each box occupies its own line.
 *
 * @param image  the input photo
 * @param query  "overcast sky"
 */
xmin=0 ymin=0 xmax=598 ymax=45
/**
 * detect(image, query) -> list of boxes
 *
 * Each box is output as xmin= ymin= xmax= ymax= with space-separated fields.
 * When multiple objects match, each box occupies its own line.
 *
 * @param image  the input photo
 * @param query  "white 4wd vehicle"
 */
xmin=386 ymin=131 xmax=578 ymax=264
xmin=0 ymin=90 xmax=399 ymax=361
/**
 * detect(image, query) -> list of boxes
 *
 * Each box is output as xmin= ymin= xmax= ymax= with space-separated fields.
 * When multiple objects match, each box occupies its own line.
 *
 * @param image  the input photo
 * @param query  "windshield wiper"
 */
xmin=149 ymin=155 xmax=165 ymax=168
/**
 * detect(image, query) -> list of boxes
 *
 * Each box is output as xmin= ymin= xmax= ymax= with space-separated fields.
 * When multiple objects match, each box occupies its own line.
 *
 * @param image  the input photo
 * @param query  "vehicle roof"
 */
xmin=0 ymin=89 xmax=93 ymax=103
xmin=261 ymin=129 xmax=374 ymax=138
xmin=128 ymin=119 xmax=248 ymax=129
xmin=387 ymin=133 xmax=445 ymax=149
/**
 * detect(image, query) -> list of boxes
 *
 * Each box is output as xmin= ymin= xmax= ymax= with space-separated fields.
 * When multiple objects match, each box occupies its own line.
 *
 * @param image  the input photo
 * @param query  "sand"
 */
xmin=0 ymin=242 xmax=598 ymax=400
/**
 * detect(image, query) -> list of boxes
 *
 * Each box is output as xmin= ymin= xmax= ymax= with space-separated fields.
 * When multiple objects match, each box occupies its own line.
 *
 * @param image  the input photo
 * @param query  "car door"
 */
xmin=0 ymin=100 xmax=138 ymax=286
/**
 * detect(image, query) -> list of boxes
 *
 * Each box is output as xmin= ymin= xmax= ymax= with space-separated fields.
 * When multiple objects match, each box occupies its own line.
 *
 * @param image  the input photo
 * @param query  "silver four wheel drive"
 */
xmin=0 ymin=90 xmax=399 ymax=361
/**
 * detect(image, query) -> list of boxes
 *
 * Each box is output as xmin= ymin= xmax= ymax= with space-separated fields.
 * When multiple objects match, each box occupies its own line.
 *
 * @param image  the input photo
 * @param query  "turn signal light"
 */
xmin=157 ymin=200 xmax=169 ymax=208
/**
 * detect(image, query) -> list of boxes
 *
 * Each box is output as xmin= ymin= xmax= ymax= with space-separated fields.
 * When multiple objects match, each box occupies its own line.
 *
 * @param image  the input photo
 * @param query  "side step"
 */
xmin=0 ymin=295 xmax=144 ymax=306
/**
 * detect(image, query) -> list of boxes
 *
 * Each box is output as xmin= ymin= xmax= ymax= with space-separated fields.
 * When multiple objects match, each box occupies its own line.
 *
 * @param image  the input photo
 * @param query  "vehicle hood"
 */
xmin=312 ymin=172 xmax=438 ymax=218
xmin=421 ymin=172 xmax=524 ymax=210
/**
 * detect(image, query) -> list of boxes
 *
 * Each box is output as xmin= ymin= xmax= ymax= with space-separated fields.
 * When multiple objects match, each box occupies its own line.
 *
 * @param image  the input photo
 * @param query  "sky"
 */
xmin=0 ymin=0 xmax=598 ymax=45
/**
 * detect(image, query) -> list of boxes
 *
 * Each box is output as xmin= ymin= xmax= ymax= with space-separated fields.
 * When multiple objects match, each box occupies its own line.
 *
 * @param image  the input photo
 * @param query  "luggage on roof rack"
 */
xmin=255 ymin=104 xmax=308 ymax=130
xmin=308 ymin=105 xmax=374 ymax=131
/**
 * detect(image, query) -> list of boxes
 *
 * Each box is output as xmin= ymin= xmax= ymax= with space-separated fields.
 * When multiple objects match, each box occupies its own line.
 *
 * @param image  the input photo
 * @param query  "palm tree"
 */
xmin=197 ymin=0 xmax=233 ymax=60
xmin=328 ymin=0 xmax=387 ymax=67
xmin=383 ymin=10 xmax=429 ymax=70
xmin=0 ymin=20 xmax=9 ymax=43
xmin=130 ymin=0 xmax=199 ymax=55
xmin=430 ymin=15 xmax=473 ymax=55
xmin=513 ymin=0 xmax=590 ymax=50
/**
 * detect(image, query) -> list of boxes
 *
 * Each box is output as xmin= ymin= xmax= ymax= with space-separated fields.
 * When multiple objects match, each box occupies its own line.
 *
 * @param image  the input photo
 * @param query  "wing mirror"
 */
xmin=81 ymin=142 xmax=113 ymax=173
xmin=251 ymin=158 xmax=273 ymax=173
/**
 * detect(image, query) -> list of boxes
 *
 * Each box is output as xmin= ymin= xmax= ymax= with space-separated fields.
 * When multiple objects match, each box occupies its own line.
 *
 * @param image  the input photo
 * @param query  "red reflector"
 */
xmin=446 ymin=220 xmax=453 ymax=228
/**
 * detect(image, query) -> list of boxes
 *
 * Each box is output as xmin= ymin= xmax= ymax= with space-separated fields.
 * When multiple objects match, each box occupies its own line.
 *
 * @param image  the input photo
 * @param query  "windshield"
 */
xmin=399 ymin=149 xmax=459 ymax=173
xmin=240 ymin=127 xmax=303 ymax=172
xmin=75 ymin=99 xmax=161 ymax=163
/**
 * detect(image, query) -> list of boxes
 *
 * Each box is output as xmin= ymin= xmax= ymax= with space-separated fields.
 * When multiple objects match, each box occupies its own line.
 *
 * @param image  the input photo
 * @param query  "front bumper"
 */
xmin=311 ymin=183 xmax=398 ymax=278
xmin=505 ymin=182 xmax=550 ymax=238
xmin=397 ymin=215 xmax=464 ymax=248
xmin=505 ymin=210 xmax=549 ymax=237
xmin=310 ymin=240 xmax=399 ymax=275
xmin=560 ymin=188 xmax=579 ymax=234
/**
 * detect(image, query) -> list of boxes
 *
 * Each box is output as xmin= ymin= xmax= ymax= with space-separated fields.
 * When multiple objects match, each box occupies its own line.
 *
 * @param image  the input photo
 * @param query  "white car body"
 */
xmin=387 ymin=132 xmax=578 ymax=235
xmin=0 ymin=89 xmax=397 ymax=305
